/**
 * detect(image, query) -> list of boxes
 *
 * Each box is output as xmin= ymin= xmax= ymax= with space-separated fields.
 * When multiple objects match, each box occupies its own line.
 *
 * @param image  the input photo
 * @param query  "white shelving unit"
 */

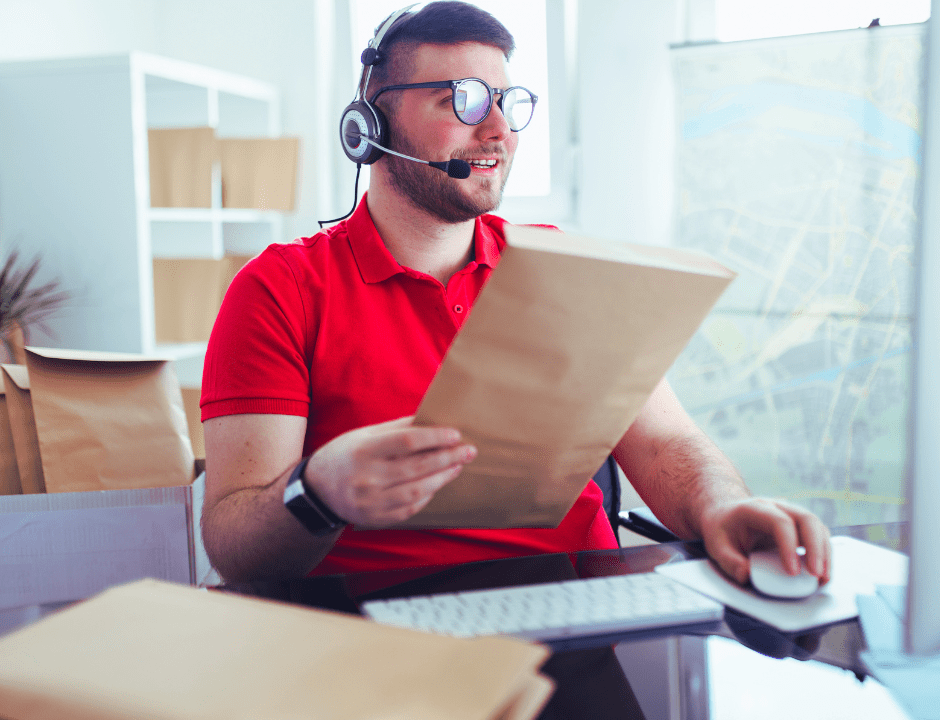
xmin=0 ymin=52 xmax=284 ymax=384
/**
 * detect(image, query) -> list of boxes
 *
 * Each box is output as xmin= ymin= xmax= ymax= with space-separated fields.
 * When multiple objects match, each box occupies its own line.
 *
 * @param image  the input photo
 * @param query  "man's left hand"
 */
xmin=699 ymin=497 xmax=832 ymax=587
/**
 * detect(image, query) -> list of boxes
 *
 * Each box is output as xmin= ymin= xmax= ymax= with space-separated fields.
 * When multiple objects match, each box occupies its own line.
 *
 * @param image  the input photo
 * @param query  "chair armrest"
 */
xmin=618 ymin=507 xmax=682 ymax=544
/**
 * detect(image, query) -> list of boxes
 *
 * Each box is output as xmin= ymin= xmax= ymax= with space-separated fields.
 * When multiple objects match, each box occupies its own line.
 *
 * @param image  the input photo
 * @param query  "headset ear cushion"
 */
xmin=339 ymin=100 xmax=388 ymax=165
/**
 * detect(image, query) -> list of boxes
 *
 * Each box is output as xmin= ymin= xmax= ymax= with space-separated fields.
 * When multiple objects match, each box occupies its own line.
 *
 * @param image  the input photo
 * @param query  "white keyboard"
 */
xmin=361 ymin=571 xmax=723 ymax=642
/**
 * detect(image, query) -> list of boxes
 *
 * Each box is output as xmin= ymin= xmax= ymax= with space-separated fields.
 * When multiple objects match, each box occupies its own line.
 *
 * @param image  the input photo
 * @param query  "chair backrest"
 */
xmin=591 ymin=455 xmax=621 ymax=541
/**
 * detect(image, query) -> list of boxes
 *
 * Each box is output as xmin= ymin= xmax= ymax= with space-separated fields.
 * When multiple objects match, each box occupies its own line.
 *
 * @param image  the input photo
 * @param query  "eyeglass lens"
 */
xmin=453 ymin=79 xmax=534 ymax=131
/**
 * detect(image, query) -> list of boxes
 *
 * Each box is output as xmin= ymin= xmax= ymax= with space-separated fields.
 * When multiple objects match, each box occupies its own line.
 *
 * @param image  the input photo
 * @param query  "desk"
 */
xmin=218 ymin=524 xmax=911 ymax=720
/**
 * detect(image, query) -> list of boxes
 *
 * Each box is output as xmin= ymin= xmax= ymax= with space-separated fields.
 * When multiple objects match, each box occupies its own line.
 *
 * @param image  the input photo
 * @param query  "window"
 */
xmin=715 ymin=0 xmax=930 ymax=42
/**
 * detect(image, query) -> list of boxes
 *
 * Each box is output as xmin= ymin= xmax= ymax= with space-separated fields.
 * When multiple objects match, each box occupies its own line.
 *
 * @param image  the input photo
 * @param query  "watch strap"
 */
xmin=283 ymin=456 xmax=346 ymax=535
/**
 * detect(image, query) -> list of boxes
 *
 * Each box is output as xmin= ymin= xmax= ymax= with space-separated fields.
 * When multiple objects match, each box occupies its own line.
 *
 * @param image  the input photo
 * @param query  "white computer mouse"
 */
xmin=748 ymin=548 xmax=820 ymax=599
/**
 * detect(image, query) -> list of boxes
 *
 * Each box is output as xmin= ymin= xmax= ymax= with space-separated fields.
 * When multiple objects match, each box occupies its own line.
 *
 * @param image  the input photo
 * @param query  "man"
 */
xmin=200 ymin=1 xmax=831 ymax=587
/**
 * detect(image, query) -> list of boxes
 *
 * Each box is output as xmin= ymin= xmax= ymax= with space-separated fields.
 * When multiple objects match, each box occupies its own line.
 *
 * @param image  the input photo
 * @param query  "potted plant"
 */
xmin=0 ymin=250 xmax=69 ymax=364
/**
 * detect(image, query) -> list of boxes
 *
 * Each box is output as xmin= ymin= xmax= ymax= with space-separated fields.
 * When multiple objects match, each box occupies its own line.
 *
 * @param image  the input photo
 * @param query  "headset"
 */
xmin=339 ymin=4 xmax=417 ymax=167
xmin=320 ymin=3 xmax=470 ymax=227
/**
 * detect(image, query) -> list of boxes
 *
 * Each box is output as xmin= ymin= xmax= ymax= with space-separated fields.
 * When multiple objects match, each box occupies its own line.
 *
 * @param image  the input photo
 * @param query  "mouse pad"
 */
xmin=655 ymin=536 xmax=908 ymax=633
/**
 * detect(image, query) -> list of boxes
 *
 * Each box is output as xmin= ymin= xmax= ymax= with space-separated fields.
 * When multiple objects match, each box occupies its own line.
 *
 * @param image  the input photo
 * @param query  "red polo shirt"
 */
xmin=202 ymin=196 xmax=617 ymax=574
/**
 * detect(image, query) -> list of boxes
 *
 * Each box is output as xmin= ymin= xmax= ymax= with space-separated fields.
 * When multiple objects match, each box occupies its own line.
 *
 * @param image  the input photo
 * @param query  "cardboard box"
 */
xmin=148 ymin=126 xmax=215 ymax=208
xmin=0 ymin=487 xmax=195 ymax=619
xmin=219 ymin=136 xmax=300 ymax=211
xmin=153 ymin=254 xmax=253 ymax=343
xmin=0 ymin=579 xmax=553 ymax=720
xmin=148 ymin=127 xmax=300 ymax=210
xmin=181 ymin=386 xmax=205 ymax=459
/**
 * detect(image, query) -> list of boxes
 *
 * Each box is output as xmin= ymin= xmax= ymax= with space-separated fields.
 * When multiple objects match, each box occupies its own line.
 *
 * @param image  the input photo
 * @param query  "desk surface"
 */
xmin=218 ymin=523 xmax=912 ymax=720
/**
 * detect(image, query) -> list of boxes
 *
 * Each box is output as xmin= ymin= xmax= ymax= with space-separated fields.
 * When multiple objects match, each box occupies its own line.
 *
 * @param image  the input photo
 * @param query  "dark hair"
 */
xmin=366 ymin=2 xmax=515 ymax=104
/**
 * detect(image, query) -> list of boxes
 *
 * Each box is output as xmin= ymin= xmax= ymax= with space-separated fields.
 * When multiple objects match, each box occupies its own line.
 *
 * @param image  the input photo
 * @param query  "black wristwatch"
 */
xmin=283 ymin=456 xmax=347 ymax=536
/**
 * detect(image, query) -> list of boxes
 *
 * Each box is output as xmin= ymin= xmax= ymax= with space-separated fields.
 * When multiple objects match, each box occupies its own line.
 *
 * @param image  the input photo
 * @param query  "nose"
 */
xmin=475 ymin=96 xmax=512 ymax=142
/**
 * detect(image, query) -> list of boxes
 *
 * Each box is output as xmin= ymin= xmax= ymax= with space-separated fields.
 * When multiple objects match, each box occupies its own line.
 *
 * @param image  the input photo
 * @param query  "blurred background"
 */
xmin=0 ymin=0 xmax=930 ymax=530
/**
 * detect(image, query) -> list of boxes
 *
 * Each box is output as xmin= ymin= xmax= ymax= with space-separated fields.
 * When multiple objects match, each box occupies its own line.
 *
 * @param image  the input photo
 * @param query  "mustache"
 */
xmin=451 ymin=145 xmax=510 ymax=162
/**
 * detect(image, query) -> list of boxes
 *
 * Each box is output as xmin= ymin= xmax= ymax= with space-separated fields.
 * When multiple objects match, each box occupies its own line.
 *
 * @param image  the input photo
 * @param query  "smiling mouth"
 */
xmin=468 ymin=159 xmax=498 ymax=170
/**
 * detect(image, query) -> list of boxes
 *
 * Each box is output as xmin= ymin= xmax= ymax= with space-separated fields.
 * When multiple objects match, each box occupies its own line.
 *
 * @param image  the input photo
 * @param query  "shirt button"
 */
xmin=453 ymin=304 xmax=464 ymax=314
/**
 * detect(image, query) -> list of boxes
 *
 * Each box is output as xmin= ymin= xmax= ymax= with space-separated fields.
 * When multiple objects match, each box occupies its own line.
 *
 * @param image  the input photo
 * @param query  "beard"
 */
xmin=383 ymin=131 xmax=514 ymax=224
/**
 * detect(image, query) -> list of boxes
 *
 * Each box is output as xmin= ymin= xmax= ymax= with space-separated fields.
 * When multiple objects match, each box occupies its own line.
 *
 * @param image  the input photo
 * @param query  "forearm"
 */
xmin=617 ymin=430 xmax=750 ymax=540
xmin=201 ymin=466 xmax=341 ymax=582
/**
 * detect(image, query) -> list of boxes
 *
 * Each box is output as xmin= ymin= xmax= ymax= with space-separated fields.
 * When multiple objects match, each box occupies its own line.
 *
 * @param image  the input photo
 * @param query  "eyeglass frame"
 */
xmin=369 ymin=77 xmax=538 ymax=131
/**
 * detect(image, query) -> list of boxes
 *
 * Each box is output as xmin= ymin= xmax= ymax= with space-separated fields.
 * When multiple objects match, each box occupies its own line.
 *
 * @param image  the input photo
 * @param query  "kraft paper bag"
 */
xmin=148 ymin=126 xmax=215 ymax=208
xmin=0 ymin=579 xmax=553 ymax=720
xmin=219 ymin=137 xmax=300 ymax=211
xmin=180 ymin=385 xmax=205 ymax=460
xmin=1 ymin=364 xmax=44 ymax=494
xmin=0 ymin=373 xmax=23 ymax=495
xmin=153 ymin=255 xmax=253 ymax=343
xmin=25 ymin=348 xmax=196 ymax=493
xmin=404 ymin=225 xmax=736 ymax=529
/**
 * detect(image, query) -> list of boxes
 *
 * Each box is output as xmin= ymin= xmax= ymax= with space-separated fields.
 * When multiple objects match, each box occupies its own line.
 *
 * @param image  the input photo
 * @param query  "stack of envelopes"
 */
xmin=0 ymin=579 xmax=553 ymax=720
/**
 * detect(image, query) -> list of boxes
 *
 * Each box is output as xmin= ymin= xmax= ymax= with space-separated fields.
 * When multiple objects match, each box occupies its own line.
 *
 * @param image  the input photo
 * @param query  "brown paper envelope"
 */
xmin=219 ymin=137 xmax=300 ymax=211
xmin=1 ymin=364 xmax=44 ymax=494
xmin=148 ymin=126 xmax=215 ymax=208
xmin=494 ymin=674 xmax=556 ymax=720
xmin=0 ymin=376 xmax=23 ymax=495
xmin=0 ymin=579 xmax=551 ymax=720
xmin=180 ymin=385 xmax=205 ymax=460
xmin=25 ymin=348 xmax=195 ymax=493
xmin=405 ymin=226 xmax=736 ymax=529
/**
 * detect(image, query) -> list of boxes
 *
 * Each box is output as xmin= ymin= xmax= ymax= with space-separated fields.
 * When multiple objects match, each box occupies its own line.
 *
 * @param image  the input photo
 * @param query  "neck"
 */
xmin=366 ymin=176 xmax=476 ymax=285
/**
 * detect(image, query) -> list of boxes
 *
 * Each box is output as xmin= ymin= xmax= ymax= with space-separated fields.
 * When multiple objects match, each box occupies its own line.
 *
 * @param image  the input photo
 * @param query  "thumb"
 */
xmin=709 ymin=542 xmax=750 ymax=586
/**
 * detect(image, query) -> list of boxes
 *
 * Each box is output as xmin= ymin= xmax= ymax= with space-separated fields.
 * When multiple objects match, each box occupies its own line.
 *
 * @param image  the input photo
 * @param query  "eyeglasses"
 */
xmin=370 ymin=78 xmax=538 ymax=132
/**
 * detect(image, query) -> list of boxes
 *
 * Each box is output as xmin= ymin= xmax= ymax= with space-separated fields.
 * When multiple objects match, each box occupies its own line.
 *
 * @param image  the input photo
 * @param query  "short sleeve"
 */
xmin=200 ymin=247 xmax=313 ymax=421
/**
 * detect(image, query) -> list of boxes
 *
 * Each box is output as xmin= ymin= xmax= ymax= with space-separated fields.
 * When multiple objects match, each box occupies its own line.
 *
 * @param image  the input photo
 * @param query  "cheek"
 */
xmin=416 ymin=117 xmax=463 ymax=146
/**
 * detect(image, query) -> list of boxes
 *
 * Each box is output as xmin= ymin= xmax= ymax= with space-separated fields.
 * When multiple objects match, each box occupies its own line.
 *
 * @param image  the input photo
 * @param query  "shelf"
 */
xmin=155 ymin=343 xmax=209 ymax=388
xmin=0 ymin=52 xmax=281 ymax=362
xmin=154 ymin=342 xmax=209 ymax=360
xmin=148 ymin=207 xmax=281 ymax=223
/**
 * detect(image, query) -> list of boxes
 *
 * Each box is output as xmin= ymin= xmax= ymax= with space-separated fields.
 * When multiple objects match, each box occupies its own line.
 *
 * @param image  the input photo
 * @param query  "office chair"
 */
xmin=591 ymin=457 xmax=681 ymax=546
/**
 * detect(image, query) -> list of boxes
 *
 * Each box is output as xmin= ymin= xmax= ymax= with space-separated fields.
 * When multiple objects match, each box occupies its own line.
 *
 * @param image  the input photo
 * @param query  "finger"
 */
xmin=375 ymin=464 xmax=465 ymax=525
xmin=707 ymin=540 xmax=751 ymax=586
xmin=723 ymin=501 xmax=802 ymax=579
xmin=385 ymin=443 xmax=478 ymax=486
xmin=789 ymin=509 xmax=831 ymax=580
xmin=371 ymin=425 xmax=466 ymax=458
xmin=751 ymin=504 xmax=804 ymax=575
xmin=731 ymin=501 xmax=801 ymax=572
xmin=372 ymin=415 xmax=416 ymax=429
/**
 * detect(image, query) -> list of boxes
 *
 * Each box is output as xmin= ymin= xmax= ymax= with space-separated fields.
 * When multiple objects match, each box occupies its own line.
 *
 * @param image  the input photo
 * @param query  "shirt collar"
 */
xmin=346 ymin=195 xmax=402 ymax=284
xmin=346 ymin=193 xmax=503 ymax=284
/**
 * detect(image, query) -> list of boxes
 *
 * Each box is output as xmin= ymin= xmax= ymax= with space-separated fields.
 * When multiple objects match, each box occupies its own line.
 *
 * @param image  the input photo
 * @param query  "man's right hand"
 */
xmin=304 ymin=416 xmax=477 ymax=528
xmin=202 ymin=413 xmax=475 ymax=581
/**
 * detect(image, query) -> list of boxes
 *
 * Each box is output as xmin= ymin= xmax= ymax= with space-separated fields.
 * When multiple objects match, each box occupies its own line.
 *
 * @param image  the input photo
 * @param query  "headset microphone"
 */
xmin=351 ymin=133 xmax=472 ymax=179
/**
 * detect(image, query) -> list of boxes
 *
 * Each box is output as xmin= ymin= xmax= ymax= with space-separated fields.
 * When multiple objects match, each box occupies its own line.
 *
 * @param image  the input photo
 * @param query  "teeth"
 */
xmin=470 ymin=159 xmax=497 ymax=168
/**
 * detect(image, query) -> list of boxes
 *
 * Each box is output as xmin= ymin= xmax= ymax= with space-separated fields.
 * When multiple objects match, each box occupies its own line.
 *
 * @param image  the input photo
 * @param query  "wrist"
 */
xmin=283 ymin=456 xmax=347 ymax=536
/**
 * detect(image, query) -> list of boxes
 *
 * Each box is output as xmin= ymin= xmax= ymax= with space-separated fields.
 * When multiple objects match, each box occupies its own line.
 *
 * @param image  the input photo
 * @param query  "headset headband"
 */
xmin=355 ymin=3 xmax=421 ymax=103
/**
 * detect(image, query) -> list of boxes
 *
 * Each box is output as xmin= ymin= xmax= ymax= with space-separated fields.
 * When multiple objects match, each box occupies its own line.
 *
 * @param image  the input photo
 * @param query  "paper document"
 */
xmin=406 ymin=225 xmax=735 ymax=529
xmin=656 ymin=536 xmax=908 ymax=633
xmin=0 ymin=579 xmax=553 ymax=720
